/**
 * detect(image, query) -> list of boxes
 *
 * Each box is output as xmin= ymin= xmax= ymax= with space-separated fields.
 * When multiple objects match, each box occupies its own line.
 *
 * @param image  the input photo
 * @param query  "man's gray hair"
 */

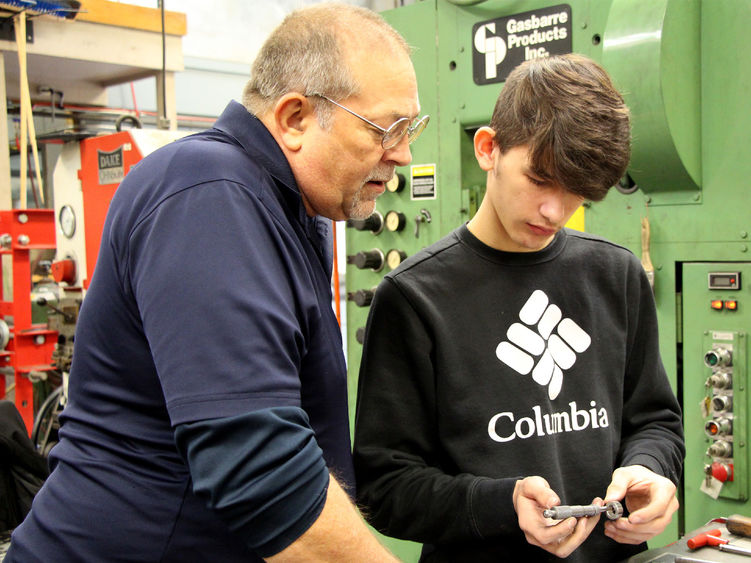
xmin=242 ymin=2 xmax=410 ymax=128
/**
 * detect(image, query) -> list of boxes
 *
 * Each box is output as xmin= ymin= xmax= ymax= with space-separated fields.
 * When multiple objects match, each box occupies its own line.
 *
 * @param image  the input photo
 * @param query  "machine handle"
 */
xmin=686 ymin=529 xmax=723 ymax=550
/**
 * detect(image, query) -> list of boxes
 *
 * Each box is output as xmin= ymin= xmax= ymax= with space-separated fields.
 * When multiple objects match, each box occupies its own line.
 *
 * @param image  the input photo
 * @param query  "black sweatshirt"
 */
xmin=354 ymin=225 xmax=684 ymax=562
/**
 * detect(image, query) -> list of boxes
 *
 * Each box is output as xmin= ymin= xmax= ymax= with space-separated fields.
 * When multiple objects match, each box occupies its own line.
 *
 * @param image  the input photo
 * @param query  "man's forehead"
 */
xmin=385 ymin=101 xmax=421 ymax=122
xmin=351 ymin=76 xmax=420 ymax=121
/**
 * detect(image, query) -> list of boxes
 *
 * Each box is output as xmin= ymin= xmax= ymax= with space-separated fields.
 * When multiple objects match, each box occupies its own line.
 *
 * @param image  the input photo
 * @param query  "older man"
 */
xmin=7 ymin=4 xmax=426 ymax=562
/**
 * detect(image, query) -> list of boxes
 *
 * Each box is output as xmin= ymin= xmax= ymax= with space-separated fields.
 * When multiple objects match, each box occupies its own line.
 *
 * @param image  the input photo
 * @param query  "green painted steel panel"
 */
xmin=602 ymin=0 xmax=701 ymax=196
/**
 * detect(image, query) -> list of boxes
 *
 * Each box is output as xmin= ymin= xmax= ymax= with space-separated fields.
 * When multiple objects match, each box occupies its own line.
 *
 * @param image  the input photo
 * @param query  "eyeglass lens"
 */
xmin=382 ymin=115 xmax=429 ymax=150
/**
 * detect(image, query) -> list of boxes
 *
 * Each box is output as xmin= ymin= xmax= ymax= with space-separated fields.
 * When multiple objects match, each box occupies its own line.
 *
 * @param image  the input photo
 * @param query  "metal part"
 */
xmin=704 ymin=347 xmax=732 ymax=368
xmin=0 ymin=320 xmax=9 ymax=350
xmin=718 ymin=543 xmax=751 ymax=557
xmin=346 ymin=249 xmax=385 ymax=272
xmin=346 ymin=211 xmax=384 ymax=235
xmin=705 ymin=417 xmax=732 ymax=438
xmin=346 ymin=289 xmax=375 ymax=308
xmin=36 ymin=296 xmax=75 ymax=323
xmin=707 ymin=370 xmax=732 ymax=390
xmin=414 ymin=208 xmax=432 ymax=238
xmin=543 ymin=500 xmax=623 ymax=520
xmin=707 ymin=440 xmax=733 ymax=458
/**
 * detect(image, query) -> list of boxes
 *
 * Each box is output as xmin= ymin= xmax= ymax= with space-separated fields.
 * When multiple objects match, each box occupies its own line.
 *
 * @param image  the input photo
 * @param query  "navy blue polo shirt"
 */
xmin=8 ymin=101 xmax=352 ymax=561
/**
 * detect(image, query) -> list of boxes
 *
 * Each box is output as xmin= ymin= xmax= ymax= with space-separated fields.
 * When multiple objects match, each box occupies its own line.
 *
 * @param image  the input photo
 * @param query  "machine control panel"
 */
xmin=700 ymin=269 xmax=746 ymax=499
xmin=700 ymin=331 xmax=746 ymax=501
xmin=684 ymin=263 xmax=750 ymax=531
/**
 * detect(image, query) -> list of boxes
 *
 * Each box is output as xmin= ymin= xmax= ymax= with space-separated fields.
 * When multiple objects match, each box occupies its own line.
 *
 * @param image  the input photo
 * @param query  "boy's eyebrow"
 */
xmin=525 ymin=163 xmax=553 ymax=181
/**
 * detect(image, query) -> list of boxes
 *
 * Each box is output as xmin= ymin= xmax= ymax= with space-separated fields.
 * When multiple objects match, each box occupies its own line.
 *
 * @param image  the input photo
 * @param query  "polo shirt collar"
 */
xmin=213 ymin=100 xmax=297 ymax=192
xmin=213 ymin=100 xmax=333 ymax=275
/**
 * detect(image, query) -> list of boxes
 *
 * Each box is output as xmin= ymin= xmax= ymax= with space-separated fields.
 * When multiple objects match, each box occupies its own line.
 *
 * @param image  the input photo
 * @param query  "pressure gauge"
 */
xmin=59 ymin=205 xmax=76 ymax=238
xmin=384 ymin=210 xmax=406 ymax=232
xmin=386 ymin=249 xmax=407 ymax=270
xmin=385 ymin=172 xmax=405 ymax=193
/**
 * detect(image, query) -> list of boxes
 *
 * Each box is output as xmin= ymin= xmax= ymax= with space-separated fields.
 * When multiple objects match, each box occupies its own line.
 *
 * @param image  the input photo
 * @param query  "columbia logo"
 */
xmin=496 ymin=290 xmax=591 ymax=400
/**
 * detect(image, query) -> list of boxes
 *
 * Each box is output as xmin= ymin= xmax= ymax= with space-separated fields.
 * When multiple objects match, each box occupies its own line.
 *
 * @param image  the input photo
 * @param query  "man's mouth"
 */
xmin=364 ymin=167 xmax=395 ymax=194
xmin=366 ymin=180 xmax=387 ymax=192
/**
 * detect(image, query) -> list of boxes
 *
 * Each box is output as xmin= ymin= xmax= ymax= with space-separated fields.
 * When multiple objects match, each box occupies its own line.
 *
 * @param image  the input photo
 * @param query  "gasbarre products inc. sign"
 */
xmin=472 ymin=4 xmax=572 ymax=85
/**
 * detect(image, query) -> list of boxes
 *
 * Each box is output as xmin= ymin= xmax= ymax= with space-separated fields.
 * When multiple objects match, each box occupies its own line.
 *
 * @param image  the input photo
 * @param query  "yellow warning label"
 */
xmin=412 ymin=164 xmax=436 ymax=177
xmin=411 ymin=163 xmax=437 ymax=200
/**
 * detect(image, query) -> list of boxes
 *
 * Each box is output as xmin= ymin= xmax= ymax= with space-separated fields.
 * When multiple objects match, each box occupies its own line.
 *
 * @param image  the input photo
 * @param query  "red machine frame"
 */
xmin=0 ymin=209 xmax=58 ymax=433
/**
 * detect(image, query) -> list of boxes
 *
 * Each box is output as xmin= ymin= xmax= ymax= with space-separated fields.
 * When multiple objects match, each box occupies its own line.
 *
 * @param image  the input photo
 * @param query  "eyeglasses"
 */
xmin=309 ymin=93 xmax=429 ymax=150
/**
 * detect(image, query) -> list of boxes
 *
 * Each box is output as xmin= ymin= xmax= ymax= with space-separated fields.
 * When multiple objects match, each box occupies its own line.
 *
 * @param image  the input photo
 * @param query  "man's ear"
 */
xmin=272 ymin=93 xmax=314 ymax=152
xmin=474 ymin=126 xmax=497 ymax=171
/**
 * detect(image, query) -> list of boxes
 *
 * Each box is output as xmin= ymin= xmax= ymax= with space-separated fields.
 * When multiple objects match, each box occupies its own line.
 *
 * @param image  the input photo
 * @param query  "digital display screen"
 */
xmin=708 ymin=272 xmax=741 ymax=290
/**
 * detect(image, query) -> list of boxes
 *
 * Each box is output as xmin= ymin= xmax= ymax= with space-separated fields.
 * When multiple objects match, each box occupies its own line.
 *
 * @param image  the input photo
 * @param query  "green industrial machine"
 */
xmin=345 ymin=0 xmax=750 ymax=559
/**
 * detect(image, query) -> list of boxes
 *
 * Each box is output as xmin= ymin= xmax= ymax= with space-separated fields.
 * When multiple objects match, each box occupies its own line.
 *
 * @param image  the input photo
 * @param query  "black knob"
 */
xmin=346 ymin=211 xmax=383 ymax=234
xmin=347 ymin=288 xmax=375 ymax=307
xmin=355 ymin=327 xmax=366 ymax=344
xmin=346 ymin=249 xmax=385 ymax=271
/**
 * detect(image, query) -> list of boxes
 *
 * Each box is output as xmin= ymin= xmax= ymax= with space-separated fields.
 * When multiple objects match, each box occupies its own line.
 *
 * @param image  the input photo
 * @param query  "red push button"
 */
xmin=711 ymin=461 xmax=734 ymax=483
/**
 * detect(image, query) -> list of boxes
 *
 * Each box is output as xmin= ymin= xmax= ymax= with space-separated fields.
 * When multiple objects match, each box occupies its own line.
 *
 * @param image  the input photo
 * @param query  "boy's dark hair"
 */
xmin=490 ymin=53 xmax=630 ymax=201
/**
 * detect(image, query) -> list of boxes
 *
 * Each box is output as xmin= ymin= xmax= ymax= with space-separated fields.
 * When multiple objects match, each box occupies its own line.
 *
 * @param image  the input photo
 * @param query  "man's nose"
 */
xmin=383 ymin=135 xmax=412 ymax=167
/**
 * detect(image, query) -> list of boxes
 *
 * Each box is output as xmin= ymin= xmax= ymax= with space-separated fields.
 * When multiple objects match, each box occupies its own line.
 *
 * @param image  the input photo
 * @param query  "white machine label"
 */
xmin=712 ymin=331 xmax=735 ymax=341
xmin=411 ymin=164 xmax=437 ymax=200
xmin=472 ymin=4 xmax=572 ymax=85
xmin=97 ymin=147 xmax=125 ymax=185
